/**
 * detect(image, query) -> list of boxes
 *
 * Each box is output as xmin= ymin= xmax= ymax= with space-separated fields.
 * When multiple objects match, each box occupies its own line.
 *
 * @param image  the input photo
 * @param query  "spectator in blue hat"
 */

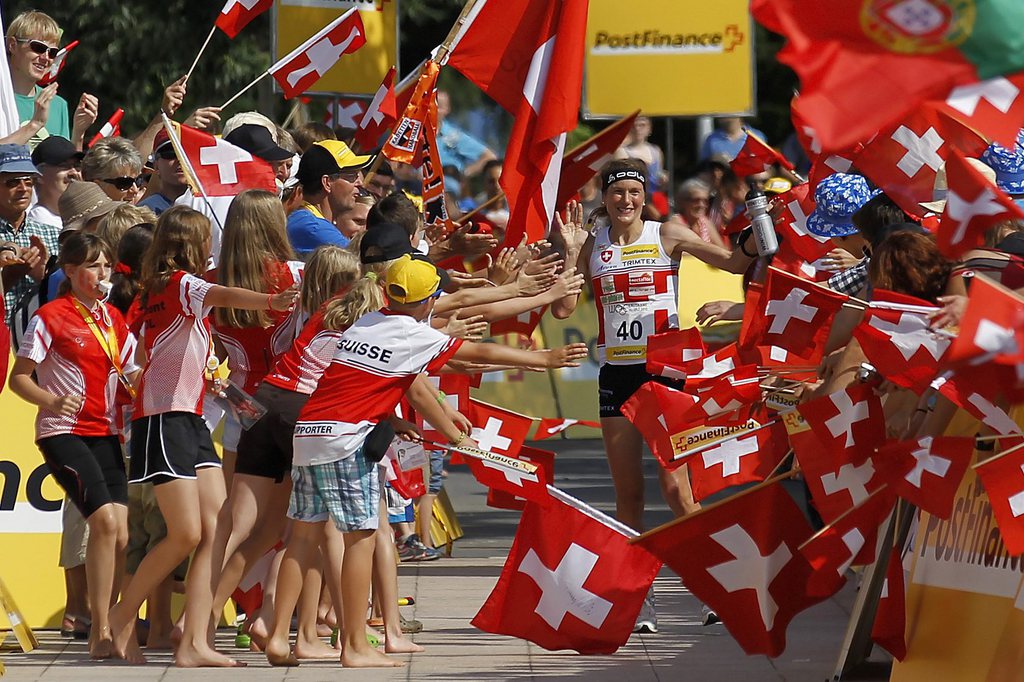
xmin=806 ymin=172 xmax=880 ymax=296
xmin=0 ymin=143 xmax=58 ymax=326
xmin=981 ymin=131 xmax=1024 ymax=206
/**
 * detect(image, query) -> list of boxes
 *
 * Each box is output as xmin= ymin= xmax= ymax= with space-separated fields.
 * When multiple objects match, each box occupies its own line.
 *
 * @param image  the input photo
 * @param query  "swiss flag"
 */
xmin=556 ymin=111 xmax=638 ymax=208
xmin=354 ymin=66 xmax=397 ymax=152
xmin=490 ymin=306 xmax=547 ymax=339
xmin=382 ymin=442 xmax=426 ymax=500
xmin=874 ymin=436 xmax=974 ymax=519
xmin=799 ymin=488 xmax=896 ymax=598
xmin=533 ymin=418 xmax=600 ymax=440
xmin=730 ymin=132 xmax=795 ymax=177
xmin=797 ymin=383 xmax=886 ymax=466
xmin=748 ymin=267 xmax=849 ymax=361
xmin=446 ymin=0 xmax=587 ymax=246
xmin=466 ymin=447 xmax=551 ymax=508
xmin=88 ymin=108 xmax=124 ymax=148
xmin=485 ymin=446 xmax=556 ymax=511
xmin=417 ymin=374 xmax=472 ymax=449
xmin=37 ymin=40 xmax=78 ymax=87
xmin=689 ymin=365 xmax=763 ymax=424
xmin=787 ymin=412 xmax=887 ymax=524
xmin=688 ymin=421 xmax=790 ymax=502
xmin=772 ymin=184 xmax=831 ymax=263
xmin=215 ymin=0 xmax=272 ymax=38
xmin=973 ymin=444 xmax=1024 ymax=556
xmin=174 ymin=123 xmax=276 ymax=197
xmin=852 ymin=291 xmax=951 ymax=394
xmin=635 ymin=480 xmax=827 ymax=657
xmin=938 ymin=149 xmax=1024 ymax=258
xmin=621 ymin=381 xmax=700 ymax=469
xmin=269 ymin=8 xmax=366 ymax=100
xmin=680 ymin=343 xmax=741 ymax=384
xmin=871 ymin=547 xmax=907 ymax=661
xmin=646 ymin=327 xmax=706 ymax=380
xmin=945 ymin=275 xmax=1024 ymax=367
xmin=935 ymin=374 xmax=1024 ymax=438
xmin=325 ymin=97 xmax=368 ymax=129
xmin=930 ymin=72 xmax=1024 ymax=150
xmin=469 ymin=399 xmax=533 ymax=458
xmin=855 ymin=107 xmax=987 ymax=217
xmin=472 ymin=487 xmax=662 ymax=654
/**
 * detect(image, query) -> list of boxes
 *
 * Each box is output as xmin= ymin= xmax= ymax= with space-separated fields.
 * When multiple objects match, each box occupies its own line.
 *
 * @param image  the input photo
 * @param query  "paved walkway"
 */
xmin=1 ymin=440 xmax=893 ymax=681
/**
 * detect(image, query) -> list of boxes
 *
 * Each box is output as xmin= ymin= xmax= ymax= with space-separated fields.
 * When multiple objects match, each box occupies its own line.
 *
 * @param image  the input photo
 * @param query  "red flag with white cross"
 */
xmin=468 ymin=399 xmax=533 ymax=458
xmin=37 ymin=40 xmax=78 ymax=86
xmin=621 ymin=381 xmax=701 ymax=469
xmin=930 ymin=72 xmax=1024 ymax=151
xmin=935 ymin=374 xmax=1024 ymax=439
xmin=646 ymin=327 xmax=706 ymax=381
xmin=687 ymin=365 xmax=763 ymax=425
xmin=216 ymin=0 xmax=272 ymax=38
xmin=974 ymin=444 xmax=1024 ymax=556
xmin=680 ymin=343 xmax=741 ymax=384
xmin=855 ymin=106 xmax=987 ymax=217
xmin=486 ymin=446 xmax=556 ymax=511
xmin=871 ymin=547 xmax=907 ymax=661
xmin=466 ymin=446 xmax=551 ymax=508
xmin=938 ymin=149 xmax=1024 ymax=258
xmin=268 ymin=8 xmax=366 ymax=100
xmin=556 ymin=112 xmax=638 ymax=208
xmin=688 ymin=420 xmax=790 ymax=502
xmin=797 ymin=383 xmax=886 ymax=467
xmin=354 ymin=66 xmax=397 ymax=152
xmin=945 ymin=275 xmax=1024 ymax=367
xmin=382 ymin=441 xmax=426 ymax=500
xmin=635 ymin=480 xmax=829 ymax=657
xmin=799 ymin=487 xmax=896 ymax=598
xmin=747 ymin=267 xmax=849 ymax=361
xmin=730 ymin=132 xmax=795 ymax=177
xmin=852 ymin=290 xmax=952 ymax=394
xmin=472 ymin=487 xmax=662 ymax=654
xmin=874 ymin=436 xmax=974 ymax=519
xmin=174 ymin=122 xmax=276 ymax=197
xmin=772 ymin=183 xmax=832 ymax=263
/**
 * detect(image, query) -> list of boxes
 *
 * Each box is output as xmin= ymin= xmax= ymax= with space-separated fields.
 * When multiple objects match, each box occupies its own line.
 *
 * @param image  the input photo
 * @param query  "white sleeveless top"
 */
xmin=589 ymin=220 xmax=680 ymax=365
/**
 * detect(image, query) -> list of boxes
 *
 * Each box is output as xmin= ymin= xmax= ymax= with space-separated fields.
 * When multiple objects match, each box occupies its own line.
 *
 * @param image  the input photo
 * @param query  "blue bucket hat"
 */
xmin=981 ymin=129 xmax=1024 ymax=195
xmin=0 ymin=144 xmax=39 ymax=175
xmin=805 ymin=173 xmax=880 ymax=238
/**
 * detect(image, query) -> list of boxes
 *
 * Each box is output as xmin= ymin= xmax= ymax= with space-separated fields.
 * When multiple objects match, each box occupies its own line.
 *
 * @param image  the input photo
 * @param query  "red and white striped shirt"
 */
xmin=211 ymin=260 xmax=304 ymax=395
xmin=19 ymin=295 xmax=137 ymax=439
xmin=133 ymin=271 xmax=215 ymax=418
xmin=293 ymin=311 xmax=462 ymax=466
xmin=264 ymin=307 xmax=343 ymax=395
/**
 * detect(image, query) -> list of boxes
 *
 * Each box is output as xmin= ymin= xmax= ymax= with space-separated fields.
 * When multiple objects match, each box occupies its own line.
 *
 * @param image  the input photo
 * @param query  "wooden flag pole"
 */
xmin=220 ymin=70 xmax=270 ymax=111
xmin=185 ymin=26 xmax=217 ymax=82
xmin=455 ymin=191 xmax=506 ymax=225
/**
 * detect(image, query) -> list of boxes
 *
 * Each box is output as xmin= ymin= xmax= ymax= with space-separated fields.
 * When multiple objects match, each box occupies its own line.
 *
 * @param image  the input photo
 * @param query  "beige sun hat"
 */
xmin=919 ymin=158 xmax=997 ymax=214
xmin=58 ymin=180 xmax=125 ymax=231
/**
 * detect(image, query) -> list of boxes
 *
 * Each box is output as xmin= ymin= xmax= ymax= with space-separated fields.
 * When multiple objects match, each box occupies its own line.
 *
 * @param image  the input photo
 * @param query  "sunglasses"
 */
xmin=101 ymin=176 xmax=144 ymax=191
xmin=16 ymin=38 xmax=59 ymax=59
xmin=3 ymin=175 xmax=35 ymax=189
xmin=330 ymin=169 xmax=361 ymax=183
xmin=155 ymin=146 xmax=178 ymax=160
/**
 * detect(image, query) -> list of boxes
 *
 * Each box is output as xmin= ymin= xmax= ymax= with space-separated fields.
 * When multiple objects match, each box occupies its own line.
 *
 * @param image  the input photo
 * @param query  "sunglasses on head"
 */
xmin=155 ymin=146 xmax=177 ymax=160
xmin=16 ymin=38 xmax=58 ymax=59
xmin=3 ymin=175 xmax=35 ymax=189
xmin=101 ymin=175 xmax=144 ymax=191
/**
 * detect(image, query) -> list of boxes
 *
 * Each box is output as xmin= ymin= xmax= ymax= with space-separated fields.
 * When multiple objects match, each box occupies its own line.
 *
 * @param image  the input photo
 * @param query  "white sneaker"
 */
xmin=701 ymin=604 xmax=721 ymax=626
xmin=633 ymin=589 xmax=658 ymax=634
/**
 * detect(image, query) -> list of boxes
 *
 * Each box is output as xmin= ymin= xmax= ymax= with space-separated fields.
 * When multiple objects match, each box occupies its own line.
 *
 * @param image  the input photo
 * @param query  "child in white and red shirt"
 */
xmin=9 ymin=231 xmax=137 ymax=660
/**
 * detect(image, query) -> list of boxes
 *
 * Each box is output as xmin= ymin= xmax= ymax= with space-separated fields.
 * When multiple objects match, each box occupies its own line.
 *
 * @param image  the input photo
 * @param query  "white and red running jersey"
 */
xmin=211 ymin=260 xmax=304 ymax=395
xmin=264 ymin=307 xmax=344 ymax=395
xmin=19 ymin=295 xmax=138 ymax=439
xmin=293 ymin=311 xmax=463 ymax=466
xmin=589 ymin=220 xmax=679 ymax=365
xmin=134 ymin=270 xmax=215 ymax=418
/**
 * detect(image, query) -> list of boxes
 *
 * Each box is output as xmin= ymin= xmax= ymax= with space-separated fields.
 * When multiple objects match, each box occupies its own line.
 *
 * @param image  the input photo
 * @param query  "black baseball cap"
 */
xmin=360 ymin=222 xmax=417 ymax=264
xmin=224 ymin=124 xmax=293 ymax=163
xmin=31 ymin=136 xmax=83 ymax=167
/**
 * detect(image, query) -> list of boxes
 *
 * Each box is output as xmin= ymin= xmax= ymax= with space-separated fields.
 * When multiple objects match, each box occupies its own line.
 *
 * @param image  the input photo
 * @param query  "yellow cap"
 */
xmin=315 ymin=139 xmax=373 ymax=171
xmin=764 ymin=177 xmax=793 ymax=195
xmin=385 ymin=254 xmax=447 ymax=304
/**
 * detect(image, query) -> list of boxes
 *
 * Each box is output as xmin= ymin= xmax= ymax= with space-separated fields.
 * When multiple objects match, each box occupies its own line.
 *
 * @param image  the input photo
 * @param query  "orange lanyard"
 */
xmin=71 ymin=298 xmax=137 ymax=399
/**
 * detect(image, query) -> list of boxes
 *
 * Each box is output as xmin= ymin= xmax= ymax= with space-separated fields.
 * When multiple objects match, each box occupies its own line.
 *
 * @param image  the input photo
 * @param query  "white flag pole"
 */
xmin=185 ymin=26 xmax=217 ymax=82
xmin=160 ymin=113 xmax=223 ymax=234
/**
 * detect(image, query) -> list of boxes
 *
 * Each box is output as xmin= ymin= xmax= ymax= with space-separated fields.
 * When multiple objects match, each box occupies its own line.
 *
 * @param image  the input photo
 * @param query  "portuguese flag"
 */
xmin=753 ymin=0 xmax=1024 ymax=151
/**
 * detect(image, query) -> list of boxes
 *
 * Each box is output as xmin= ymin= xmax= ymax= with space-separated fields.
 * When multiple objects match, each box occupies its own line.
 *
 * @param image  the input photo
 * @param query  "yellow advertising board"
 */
xmin=583 ymin=0 xmax=754 ymax=118
xmin=274 ymin=0 xmax=398 ymax=97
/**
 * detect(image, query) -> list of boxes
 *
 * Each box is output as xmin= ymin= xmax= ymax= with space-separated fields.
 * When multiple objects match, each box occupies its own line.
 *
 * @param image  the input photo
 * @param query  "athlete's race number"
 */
xmin=615 ymin=320 xmax=644 ymax=341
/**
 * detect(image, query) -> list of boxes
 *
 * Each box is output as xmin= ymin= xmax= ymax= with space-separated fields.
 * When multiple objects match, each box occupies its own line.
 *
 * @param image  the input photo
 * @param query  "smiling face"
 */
xmin=603 ymin=179 xmax=645 ymax=227
xmin=6 ymin=34 xmax=57 ymax=84
xmin=66 ymin=251 xmax=112 ymax=301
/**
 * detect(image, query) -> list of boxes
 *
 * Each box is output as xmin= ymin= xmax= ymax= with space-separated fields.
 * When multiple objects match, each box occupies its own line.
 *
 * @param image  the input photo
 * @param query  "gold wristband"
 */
xmin=450 ymin=431 xmax=466 ymax=446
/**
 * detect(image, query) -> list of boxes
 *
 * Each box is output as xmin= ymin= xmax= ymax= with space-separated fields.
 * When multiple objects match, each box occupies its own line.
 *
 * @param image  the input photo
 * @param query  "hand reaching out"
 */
xmin=696 ymin=300 xmax=744 ymax=326
xmin=486 ymin=247 xmax=520 ymax=285
xmin=183 ymin=106 xmax=222 ymax=130
xmin=444 ymin=309 xmax=488 ymax=340
xmin=163 ymin=76 xmax=187 ymax=117
xmin=930 ymin=294 xmax=967 ymax=330
xmin=545 ymin=343 xmax=590 ymax=368
xmin=554 ymin=200 xmax=588 ymax=255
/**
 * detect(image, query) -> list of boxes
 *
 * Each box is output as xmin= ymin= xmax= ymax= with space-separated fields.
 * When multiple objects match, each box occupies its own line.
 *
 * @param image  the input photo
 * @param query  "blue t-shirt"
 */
xmin=15 ymin=87 xmax=70 ymax=150
xmin=438 ymin=120 xmax=488 ymax=173
xmin=700 ymin=127 xmax=767 ymax=162
xmin=138 ymin=193 xmax=175 ymax=216
xmin=286 ymin=207 xmax=349 ymax=257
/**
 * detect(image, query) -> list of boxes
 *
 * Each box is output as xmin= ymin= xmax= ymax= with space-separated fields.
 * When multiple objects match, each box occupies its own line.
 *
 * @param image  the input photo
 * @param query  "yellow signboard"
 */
xmin=274 ymin=0 xmax=398 ymax=97
xmin=583 ymin=0 xmax=754 ymax=117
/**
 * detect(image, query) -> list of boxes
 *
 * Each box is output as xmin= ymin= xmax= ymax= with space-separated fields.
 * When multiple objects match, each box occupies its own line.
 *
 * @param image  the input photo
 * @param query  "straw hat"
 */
xmin=918 ymin=158 xmax=997 ymax=214
xmin=58 ymin=180 xmax=124 ymax=231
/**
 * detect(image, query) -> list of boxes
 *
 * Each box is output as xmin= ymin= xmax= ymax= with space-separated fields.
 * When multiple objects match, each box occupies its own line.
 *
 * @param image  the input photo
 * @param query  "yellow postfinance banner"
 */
xmin=275 ymin=0 xmax=397 ymax=97
xmin=584 ymin=0 xmax=754 ymax=117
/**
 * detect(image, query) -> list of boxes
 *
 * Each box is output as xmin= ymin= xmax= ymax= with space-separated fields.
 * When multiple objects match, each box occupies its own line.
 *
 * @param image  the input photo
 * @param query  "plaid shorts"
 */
xmin=288 ymin=449 xmax=380 ymax=532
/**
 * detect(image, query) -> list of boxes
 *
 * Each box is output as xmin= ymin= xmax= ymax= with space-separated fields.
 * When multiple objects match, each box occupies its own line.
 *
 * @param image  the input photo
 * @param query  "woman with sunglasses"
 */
xmin=4 ymin=11 xmax=97 ymax=150
xmin=82 ymin=138 xmax=146 ymax=205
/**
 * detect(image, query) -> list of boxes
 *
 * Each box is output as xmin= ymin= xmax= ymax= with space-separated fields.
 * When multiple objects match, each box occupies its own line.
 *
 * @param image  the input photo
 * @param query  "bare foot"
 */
xmin=89 ymin=628 xmax=115 ymax=660
xmin=108 ymin=605 xmax=147 ymax=664
xmin=175 ymin=641 xmax=246 ymax=668
xmin=294 ymin=636 xmax=339 ymax=660
xmin=246 ymin=616 xmax=270 ymax=651
xmin=144 ymin=633 xmax=174 ymax=650
xmin=341 ymin=644 xmax=404 ymax=668
xmin=316 ymin=622 xmax=333 ymax=638
xmin=264 ymin=635 xmax=295 ymax=666
xmin=170 ymin=623 xmax=183 ymax=647
xmin=384 ymin=634 xmax=424 ymax=654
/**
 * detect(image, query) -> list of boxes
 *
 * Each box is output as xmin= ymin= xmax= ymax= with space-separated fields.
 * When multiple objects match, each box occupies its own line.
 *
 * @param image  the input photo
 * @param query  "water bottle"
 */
xmin=744 ymin=188 xmax=779 ymax=257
